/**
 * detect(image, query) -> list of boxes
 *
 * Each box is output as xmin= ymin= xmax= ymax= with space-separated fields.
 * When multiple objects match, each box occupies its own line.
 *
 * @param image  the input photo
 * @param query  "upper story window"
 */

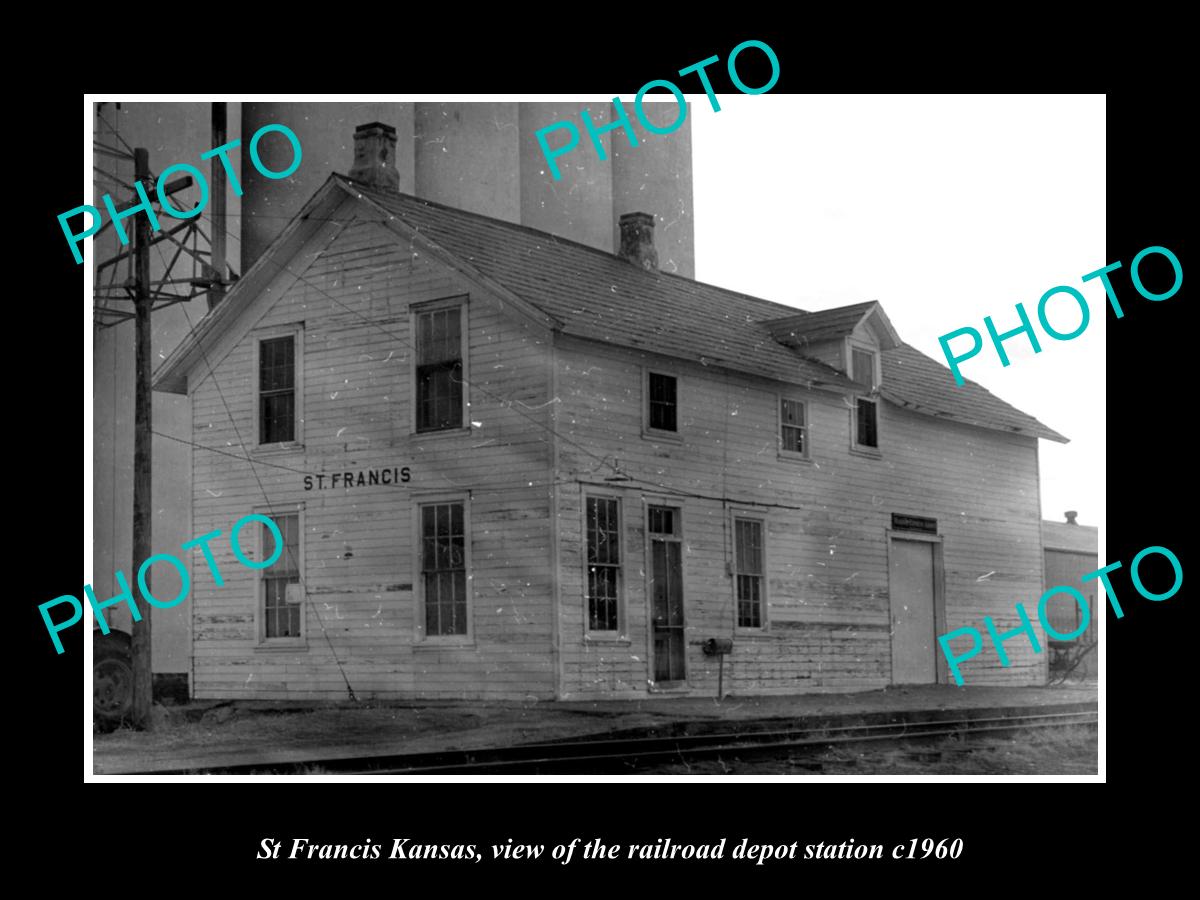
xmin=850 ymin=347 xmax=880 ymax=451
xmin=855 ymin=398 xmax=879 ymax=449
xmin=647 ymin=372 xmax=677 ymax=433
xmin=780 ymin=398 xmax=808 ymax=457
xmin=415 ymin=302 xmax=465 ymax=433
xmin=259 ymin=336 xmax=296 ymax=444
xmin=851 ymin=348 xmax=878 ymax=390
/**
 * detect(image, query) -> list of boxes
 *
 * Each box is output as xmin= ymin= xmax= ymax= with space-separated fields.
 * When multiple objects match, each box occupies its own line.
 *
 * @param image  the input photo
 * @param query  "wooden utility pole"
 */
xmin=131 ymin=146 xmax=154 ymax=729
xmin=208 ymin=103 xmax=227 ymax=310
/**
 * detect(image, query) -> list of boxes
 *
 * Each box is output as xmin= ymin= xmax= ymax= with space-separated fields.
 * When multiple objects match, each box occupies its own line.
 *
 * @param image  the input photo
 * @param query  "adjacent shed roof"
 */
xmin=155 ymin=175 xmax=1066 ymax=443
xmin=1043 ymin=520 xmax=1099 ymax=554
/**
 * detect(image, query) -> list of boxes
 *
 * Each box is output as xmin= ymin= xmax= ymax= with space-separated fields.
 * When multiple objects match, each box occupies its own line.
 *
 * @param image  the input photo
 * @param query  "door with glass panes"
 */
xmin=648 ymin=506 xmax=686 ymax=685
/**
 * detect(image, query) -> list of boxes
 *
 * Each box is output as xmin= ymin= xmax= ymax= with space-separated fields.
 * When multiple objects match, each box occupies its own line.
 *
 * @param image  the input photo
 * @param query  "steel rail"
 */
xmin=138 ymin=708 xmax=1097 ymax=776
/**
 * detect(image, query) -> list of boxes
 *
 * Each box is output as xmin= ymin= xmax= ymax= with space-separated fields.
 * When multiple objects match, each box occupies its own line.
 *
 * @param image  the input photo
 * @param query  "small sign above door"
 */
xmin=892 ymin=513 xmax=938 ymax=535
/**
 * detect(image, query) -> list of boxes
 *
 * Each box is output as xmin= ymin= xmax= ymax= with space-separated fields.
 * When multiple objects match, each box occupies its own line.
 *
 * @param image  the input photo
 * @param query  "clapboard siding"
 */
xmin=184 ymin=201 xmax=1050 ymax=702
xmin=189 ymin=214 xmax=556 ymax=700
xmin=553 ymin=335 xmax=1046 ymax=699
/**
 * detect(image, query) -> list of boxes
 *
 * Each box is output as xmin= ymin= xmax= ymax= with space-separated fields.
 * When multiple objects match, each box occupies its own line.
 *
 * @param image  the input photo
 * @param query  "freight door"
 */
xmin=649 ymin=507 xmax=686 ymax=685
xmin=888 ymin=538 xmax=939 ymax=684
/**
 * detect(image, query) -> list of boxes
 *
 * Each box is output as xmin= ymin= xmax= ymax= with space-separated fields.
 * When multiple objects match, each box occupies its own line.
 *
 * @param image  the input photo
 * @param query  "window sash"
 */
xmin=734 ymin=518 xmax=764 ymax=628
xmin=852 ymin=348 xmax=877 ymax=390
xmin=259 ymin=337 xmax=295 ymax=443
xmin=415 ymin=306 xmax=464 ymax=431
xmin=648 ymin=373 xmax=677 ymax=431
xmin=856 ymin=398 xmax=879 ymax=448
xmin=780 ymin=399 xmax=806 ymax=454
xmin=647 ymin=506 xmax=677 ymax=537
xmin=263 ymin=515 xmax=300 ymax=576
xmin=588 ymin=565 xmax=620 ymax=632
xmin=259 ymin=337 xmax=295 ymax=391
xmin=416 ymin=361 xmax=463 ymax=431
xmin=586 ymin=497 xmax=621 ymax=632
xmin=736 ymin=575 xmax=763 ymax=629
xmin=421 ymin=502 xmax=467 ymax=636
xmin=416 ymin=308 xmax=462 ymax=365
xmin=264 ymin=576 xmax=301 ymax=638
xmin=261 ymin=513 xmax=301 ymax=639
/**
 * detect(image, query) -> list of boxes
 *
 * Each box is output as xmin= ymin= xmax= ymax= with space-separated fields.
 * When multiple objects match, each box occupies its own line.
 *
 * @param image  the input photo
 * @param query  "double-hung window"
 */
xmin=259 ymin=336 xmax=296 ymax=444
xmin=780 ymin=398 xmax=808 ymax=457
xmin=420 ymin=501 xmax=468 ymax=637
xmin=415 ymin=302 xmax=465 ymax=432
xmin=733 ymin=517 xmax=766 ymax=629
xmin=586 ymin=496 xmax=621 ymax=633
xmin=647 ymin=372 xmax=678 ymax=433
xmin=851 ymin=347 xmax=879 ymax=450
xmin=261 ymin=512 xmax=302 ymax=641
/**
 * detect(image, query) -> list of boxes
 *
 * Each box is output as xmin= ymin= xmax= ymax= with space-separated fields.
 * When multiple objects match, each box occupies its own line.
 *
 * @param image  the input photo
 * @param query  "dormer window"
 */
xmin=850 ymin=346 xmax=880 ymax=451
xmin=851 ymin=347 xmax=878 ymax=390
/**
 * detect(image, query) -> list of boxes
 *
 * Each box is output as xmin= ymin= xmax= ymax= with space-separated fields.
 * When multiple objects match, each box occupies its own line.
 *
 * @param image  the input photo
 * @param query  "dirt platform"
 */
xmin=92 ymin=682 xmax=1098 ymax=775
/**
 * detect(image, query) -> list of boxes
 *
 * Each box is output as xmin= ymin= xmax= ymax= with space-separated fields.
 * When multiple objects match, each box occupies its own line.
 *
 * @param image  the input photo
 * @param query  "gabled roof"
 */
xmin=343 ymin=178 xmax=859 ymax=393
xmin=764 ymin=301 xmax=901 ymax=350
xmin=155 ymin=174 xmax=1066 ymax=443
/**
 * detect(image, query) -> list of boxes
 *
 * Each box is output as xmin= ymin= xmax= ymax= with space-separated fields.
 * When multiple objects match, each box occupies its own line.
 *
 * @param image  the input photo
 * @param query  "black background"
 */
xmin=21 ymin=25 xmax=1188 ymax=887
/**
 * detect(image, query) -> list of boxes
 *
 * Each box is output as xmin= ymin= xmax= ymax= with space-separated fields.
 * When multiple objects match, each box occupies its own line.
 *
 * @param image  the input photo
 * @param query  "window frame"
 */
xmin=730 ymin=510 xmax=769 ymax=633
xmin=847 ymin=340 xmax=881 ymax=390
xmin=852 ymin=395 xmax=881 ymax=452
xmin=777 ymin=395 xmax=811 ymax=461
xmin=583 ymin=491 xmax=627 ymax=641
xmin=847 ymin=341 xmax=882 ymax=454
xmin=412 ymin=492 xmax=474 ymax=646
xmin=254 ymin=504 xmax=307 ymax=649
xmin=642 ymin=367 xmax=682 ymax=442
xmin=252 ymin=323 xmax=304 ymax=450
xmin=410 ymin=296 xmax=470 ymax=437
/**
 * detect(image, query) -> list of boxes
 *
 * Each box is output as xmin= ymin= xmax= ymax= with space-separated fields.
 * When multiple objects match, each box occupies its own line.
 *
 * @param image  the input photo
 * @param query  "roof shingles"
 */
xmin=155 ymin=175 xmax=1065 ymax=443
xmin=351 ymin=179 xmax=1065 ymax=443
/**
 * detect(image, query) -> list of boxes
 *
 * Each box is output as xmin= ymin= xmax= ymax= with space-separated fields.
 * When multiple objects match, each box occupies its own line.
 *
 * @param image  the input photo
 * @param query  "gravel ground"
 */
xmin=93 ymin=682 xmax=1097 ymax=775
xmin=644 ymin=725 xmax=1098 ymax=775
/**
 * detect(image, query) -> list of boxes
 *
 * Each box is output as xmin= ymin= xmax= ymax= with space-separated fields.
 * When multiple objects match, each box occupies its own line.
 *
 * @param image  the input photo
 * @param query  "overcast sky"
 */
xmin=689 ymin=94 xmax=1106 ymax=532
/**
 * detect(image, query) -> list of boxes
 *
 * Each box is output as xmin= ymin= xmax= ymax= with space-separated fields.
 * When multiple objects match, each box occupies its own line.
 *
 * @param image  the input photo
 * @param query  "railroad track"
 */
xmin=155 ymin=707 xmax=1097 ymax=775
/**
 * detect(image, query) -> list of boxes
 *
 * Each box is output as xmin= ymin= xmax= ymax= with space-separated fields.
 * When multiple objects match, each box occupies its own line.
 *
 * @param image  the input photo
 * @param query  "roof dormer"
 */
xmin=764 ymin=301 xmax=901 ymax=383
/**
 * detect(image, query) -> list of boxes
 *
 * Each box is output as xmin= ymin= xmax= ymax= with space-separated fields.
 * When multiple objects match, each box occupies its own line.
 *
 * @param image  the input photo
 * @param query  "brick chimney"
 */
xmin=1065 ymin=510 xmax=1078 ymax=525
xmin=348 ymin=122 xmax=399 ymax=191
xmin=618 ymin=212 xmax=659 ymax=271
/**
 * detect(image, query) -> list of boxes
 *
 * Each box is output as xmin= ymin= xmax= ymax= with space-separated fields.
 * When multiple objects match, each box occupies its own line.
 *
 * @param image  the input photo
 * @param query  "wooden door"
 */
xmin=649 ymin=507 xmax=686 ymax=684
xmin=889 ymin=538 xmax=938 ymax=684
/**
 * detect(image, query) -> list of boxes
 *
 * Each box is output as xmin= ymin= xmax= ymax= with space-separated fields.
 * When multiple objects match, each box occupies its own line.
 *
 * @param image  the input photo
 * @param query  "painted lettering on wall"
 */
xmin=303 ymin=467 xmax=412 ymax=490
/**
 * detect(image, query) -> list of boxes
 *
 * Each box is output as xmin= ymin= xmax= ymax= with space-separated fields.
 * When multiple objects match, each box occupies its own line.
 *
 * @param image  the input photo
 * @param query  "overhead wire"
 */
xmin=150 ymin=233 xmax=358 ymax=700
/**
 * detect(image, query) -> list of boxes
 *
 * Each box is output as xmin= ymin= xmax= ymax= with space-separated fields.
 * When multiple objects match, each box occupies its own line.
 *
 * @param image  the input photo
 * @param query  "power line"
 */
xmin=151 ymin=222 xmax=358 ymax=701
xmin=210 ymin=215 xmax=664 ymax=488
xmin=152 ymin=211 xmax=820 ymax=512
xmin=181 ymin=298 xmax=358 ymax=700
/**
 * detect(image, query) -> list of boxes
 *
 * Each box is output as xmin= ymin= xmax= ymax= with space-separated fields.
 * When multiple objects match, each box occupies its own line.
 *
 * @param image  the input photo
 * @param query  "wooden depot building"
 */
xmin=154 ymin=122 xmax=1067 ymax=701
